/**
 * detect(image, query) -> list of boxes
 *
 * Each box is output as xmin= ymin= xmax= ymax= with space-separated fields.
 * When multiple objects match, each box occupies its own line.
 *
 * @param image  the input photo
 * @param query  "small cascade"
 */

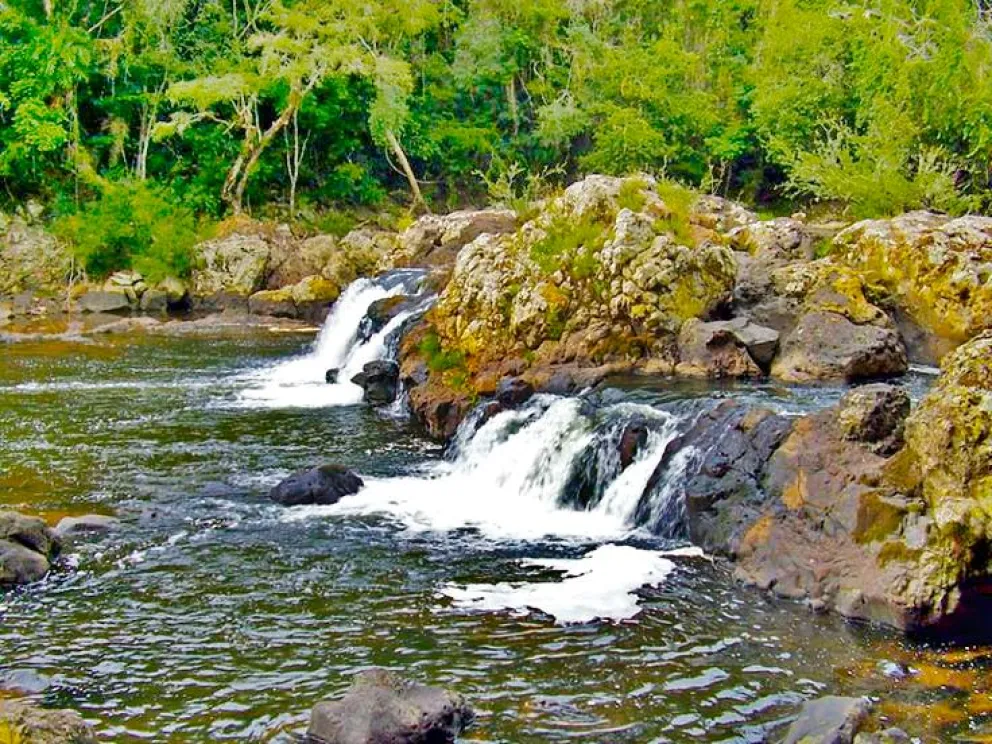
xmin=310 ymin=394 xmax=698 ymax=540
xmin=237 ymin=270 xmax=431 ymax=409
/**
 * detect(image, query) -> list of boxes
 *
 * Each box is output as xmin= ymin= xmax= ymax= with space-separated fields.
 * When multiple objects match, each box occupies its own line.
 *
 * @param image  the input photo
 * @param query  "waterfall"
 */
xmin=237 ymin=270 xmax=431 ymax=408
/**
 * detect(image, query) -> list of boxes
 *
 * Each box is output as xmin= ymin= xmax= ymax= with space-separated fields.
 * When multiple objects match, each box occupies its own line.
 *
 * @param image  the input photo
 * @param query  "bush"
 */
xmin=53 ymin=181 xmax=200 ymax=281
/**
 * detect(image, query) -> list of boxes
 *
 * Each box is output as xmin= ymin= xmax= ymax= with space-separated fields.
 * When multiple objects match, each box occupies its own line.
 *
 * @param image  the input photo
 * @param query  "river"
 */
xmin=0 ymin=279 xmax=985 ymax=742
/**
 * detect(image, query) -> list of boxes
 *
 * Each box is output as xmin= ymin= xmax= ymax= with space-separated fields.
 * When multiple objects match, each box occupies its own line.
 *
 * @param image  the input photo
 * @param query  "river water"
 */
xmin=0 ymin=286 xmax=988 ymax=742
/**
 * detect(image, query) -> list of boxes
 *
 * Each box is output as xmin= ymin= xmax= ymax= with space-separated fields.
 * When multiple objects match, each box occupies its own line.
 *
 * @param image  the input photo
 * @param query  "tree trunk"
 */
xmin=227 ymin=98 xmax=300 ymax=214
xmin=506 ymin=76 xmax=519 ymax=136
xmin=385 ymin=129 xmax=428 ymax=213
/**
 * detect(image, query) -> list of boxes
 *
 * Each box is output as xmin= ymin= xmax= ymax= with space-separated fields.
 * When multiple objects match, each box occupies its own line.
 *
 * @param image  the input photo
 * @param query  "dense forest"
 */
xmin=1 ymin=0 xmax=991 ymax=278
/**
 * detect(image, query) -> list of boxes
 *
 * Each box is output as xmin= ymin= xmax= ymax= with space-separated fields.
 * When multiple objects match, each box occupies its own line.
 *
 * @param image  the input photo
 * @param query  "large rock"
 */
xmin=351 ymin=361 xmax=401 ymax=405
xmin=390 ymin=209 xmax=518 ymax=270
xmin=78 ymin=288 xmax=131 ymax=314
xmin=306 ymin=669 xmax=473 ymax=744
xmin=0 ymin=699 xmax=97 ymax=744
xmin=728 ymin=217 xmax=815 ymax=261
xmin=0 ymin=540 xmax=51 ymax=585
xmin=835 ymin=211 xmax=992 ymax=362
xmin=837 ymin=384 xmax=910 ymax=456
xmin=192 ymin=221 xmax=273 ymax=297
xmin=781 ymin=696 xmax=871 ymax=744
xmin=772 ymin=312 xmax=908 ymax=383
xmin=0 ymin=217 xmax=70 ymax=295
xmin=269 ymin=465 xmax=365 ymax=507
xmin=675 ymin=319 xmax=766 ymax=378
xmin=0 ymin=511 xmax=61 ymax=558
xmin=55 ymin=514 xmax=120 ymax=538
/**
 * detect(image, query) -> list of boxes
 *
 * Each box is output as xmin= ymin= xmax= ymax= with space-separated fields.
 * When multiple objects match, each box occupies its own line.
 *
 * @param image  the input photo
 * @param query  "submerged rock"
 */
xmin=54 ymin=514 xmax=120 ymax=538
xmin=306 ymin=669 xmax=473 ymax=744
xmin=326 ymin=368 xmax=339 ymax=384
xmin=351 ymin=360 xmax=401 ymax=405
xmin=0 ymin=699 xmax=97 ymax=744
xmin=269 ymin=465 xmax=364 ymax=507
xmin=782 ymin=696 xmax=871 ymax=744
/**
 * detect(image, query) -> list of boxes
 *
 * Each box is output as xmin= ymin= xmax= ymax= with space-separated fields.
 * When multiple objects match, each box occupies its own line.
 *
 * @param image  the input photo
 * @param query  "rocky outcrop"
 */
xmin=0 ymin=511 xmax=61 ymax=586
xmin=192 ymin=221 xmax=275 ymax=297
xmin=306 ymin=669 xmax=473 ymax=744
xmin=0 ymin=700 xmax=97 ymax=744
xmin=835 ymin=211 xmax=992 ymax=363
xmin=351 ymin=361 xmax=401 ymax=405
xmin=675 ymin=318 xmax=776 ymax=378
xmin=0 ymin=214 xmax=71 ymax=296
xmin=269 ymin=465 xmax=364 ymax=507
xmin=388 ymin=209 xmax=518 ymax=271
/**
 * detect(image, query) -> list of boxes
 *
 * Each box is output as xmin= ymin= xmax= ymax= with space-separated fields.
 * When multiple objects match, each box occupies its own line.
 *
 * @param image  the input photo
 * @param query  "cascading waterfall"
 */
xmin=237 ymin=270 xmax=431 ymax=408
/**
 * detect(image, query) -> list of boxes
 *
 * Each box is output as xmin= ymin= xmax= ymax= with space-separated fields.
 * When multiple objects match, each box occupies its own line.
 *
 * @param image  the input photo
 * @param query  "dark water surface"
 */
xmin=0 ymin=332 xmax=987 ymax=742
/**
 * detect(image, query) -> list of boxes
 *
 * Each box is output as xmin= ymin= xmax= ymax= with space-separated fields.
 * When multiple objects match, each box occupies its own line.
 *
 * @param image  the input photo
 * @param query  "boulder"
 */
xmin=326 ymin=369 xmax=339 ymax=384
xmin=78 ymin=289 xmax=131 ymax=314
xmin=0 ymin=217 xmax=70 ymax=296
xmin=360 ymin=296 xmax=413 ymax=341
xmin=390 ymin=209 xmax=518 ymax=270
xmin=836 ymin=384 xmax=911 ymax=456
xmin=55 ymin=514 xmax=120 ymax=538
xmin=835 ymin=211 xmax=992 ymax=362
xmin=495 ymin=377 xmax=534 ymax=409
xmin=306 ymin=669 xmax=473 ymax=744
xmin=159 ymin=276 xmax=189 ymax=307
xmin=0 ymin=511 xmax=61 ymax=558
xmin=351 ymin=360 xmax=401 ymax=405
xmin=728 ymin=217 xmax=815 ymax=260
xmin=0 ymin=699 xmax=97 ymax=744
xmin=269 ymin=465 xmax=364 ymax=507
xmin=772 ymin=312 xmax=908 ymax=383
xmin=192 ymin=227 xmax=271 ymax=297
xmin=139 ymin=289 xmax=169 ymax=313
xmin=781 ymin=696 xmax=872 ymax=744
xmin=676 ymin=319 xmax=763 ymax=378
xmin=691 ymin=194 xmax=759 ymax=232
xmin=248 ymin=288 xmax=297 ymax=318
xmin=267 ymin=231 xmax=336 ymax=289
xmin=0 ymin=540 xmax=51 ymax=585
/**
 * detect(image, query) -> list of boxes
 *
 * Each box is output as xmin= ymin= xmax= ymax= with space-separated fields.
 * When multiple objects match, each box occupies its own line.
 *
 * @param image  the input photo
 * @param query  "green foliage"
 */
xmin=1 ymin=0 xmax=991 ymax=224
xmin=53 ymin=182 xmax=199 ymax=281
xmin=530 ymin=212 xmax=608 ymax=275
xmin=419 ymin=331 xmax=467 ymax=375
xmin=654 ymin=179 xmax=698 ymax=247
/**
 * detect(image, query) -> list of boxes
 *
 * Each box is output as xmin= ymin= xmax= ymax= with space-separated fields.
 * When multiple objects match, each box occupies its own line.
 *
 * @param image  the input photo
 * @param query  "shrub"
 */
xmin=53 ymin=181 xmax=200 ymax=281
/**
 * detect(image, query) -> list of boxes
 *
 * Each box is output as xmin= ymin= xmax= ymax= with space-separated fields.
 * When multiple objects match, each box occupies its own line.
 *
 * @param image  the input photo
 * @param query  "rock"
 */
xmin=728 ymin=217 xmax=815 ymax=260
xmin=0 ymin=511 xmax=61 ymax=558
xmin=326 ymin=369 xmax=339 ymax=384
xmin=291 ymin=275 xmax=340 ymax=306
xmin=361 ymin=296 xmax=412 ymax=341
xmin=391 ymin=209 xmax=518 ymax=270
xmin=351 ymin=360 xmax=400 ymax=405
xmin=495 ymin=377 xmax=534 ymax=409
xmin=0 ymin=699 xmax=97 ymax=744
xmin=781 ymin=696 xmax=872 ymax=744
xmin=192 ymin=225 xmax=271 ymax=297
xmin=772 ymin=312 xmax=908 ymax=383
xmin=729 ymin=319 xmax=780 ymax=368
xmin=0 ymin=669 xmax=52 ymax=695
xmin=0 ymin=217 xmax=71 ymax=296
xmin=108 ymin=270 xmax=143 ymax=288
xmin=139 ymin=288 xmax=169 ymax=313
xmin=692 ymin=195 xmax=759 ymax=232
xmin=54 ymin=514 xmax=120 ymax=538
xmin=269 ymin=465 xmax=364 ymax=507
xmin=676 ymin=319 xmax=763 ymax=378
xmin=0 ymin=540 xmax=51 ymax=585
xmin=248 ymin=288 xmax=297 ymax=318
xmin=837 ymin=384 xmax=911 ymax=456
xmin=306 ymin=669 xmax=473 ymax=744
xmin=854 ymin=730 xmax=911 ymax=744
xmin=78 ymin=289 xmax=132 ymax=314
xmin=618 ymin=419 xmax=650 ymax=470
xmin=159 ymin=276 xmax=189 ymax=306
xmin=267 ymin=231 xmax=336 ymax=289
xmin=835 ymin=211 xmax=992 ymax=362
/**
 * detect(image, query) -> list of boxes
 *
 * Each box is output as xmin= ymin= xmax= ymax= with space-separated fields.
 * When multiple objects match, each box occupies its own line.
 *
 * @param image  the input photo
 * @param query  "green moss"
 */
xmin=419 ymin=331 xmax=467 ymax=375
xmin=653 ymin=179 xmax=698 ymax=247
xmin=546 ymin=306 xmax=566 ymax=340
xmin=616 ymin=178 xmax=649 ymax=212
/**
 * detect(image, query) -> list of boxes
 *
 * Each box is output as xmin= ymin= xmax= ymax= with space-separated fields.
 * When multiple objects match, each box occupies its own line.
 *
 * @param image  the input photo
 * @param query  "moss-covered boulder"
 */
xmin=431 ymin=175 xmax=736 ymax=371
xmin=835 ymin=211 xmax=992 ymax=362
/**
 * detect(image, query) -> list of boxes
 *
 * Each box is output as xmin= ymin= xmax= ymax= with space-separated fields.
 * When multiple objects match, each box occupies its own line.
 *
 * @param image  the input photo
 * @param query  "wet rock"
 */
xmin=0 ymin=699 xmax=97 ymax=744
xmin=772 ymin=312 xmax=908 ymax=383
xmin=676 ymin=319 xmax=763 ymax=379
xmin=0 ymin=511 xmax=61 ymax=558
xmin=351 ymin=360 xmax=401 ymax=405
xmin=78 ymin=289 xmax=131 ymax=314
xmin=0 ymin=540 xmax=51 ymax=585
xmin=495 ymin=377 xmax=534 ymax=409
xmin=306 ymin=669 xmax=473 ymax=744
xmin=55 ymin=515 xmax=120 ymax=538
xmin=835 ymin=211 xmax=992 ymax=362
xmin=837 ymin=384 xmax=911 ymax=456
xmin=360 ymin=296 xmax=413 ymax=341
xmin=269 ymin=465 xmax=365 ymax=507
xmin=326 ymin=369 xmax=339 ymax=384
xmin=854 ymin=729 xmax=911 ymax=744
xmin=782 ymin=696 xmax=871 ymax=744
xmin=618 ymin=418 xmax=650 ymax=470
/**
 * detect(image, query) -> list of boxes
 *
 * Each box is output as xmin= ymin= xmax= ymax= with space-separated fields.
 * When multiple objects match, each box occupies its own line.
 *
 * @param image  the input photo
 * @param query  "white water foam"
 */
xmin=440 ymin=544 xmax=705 ymax=624
xmin=235 ymin=276 xmax=425 ymax=408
